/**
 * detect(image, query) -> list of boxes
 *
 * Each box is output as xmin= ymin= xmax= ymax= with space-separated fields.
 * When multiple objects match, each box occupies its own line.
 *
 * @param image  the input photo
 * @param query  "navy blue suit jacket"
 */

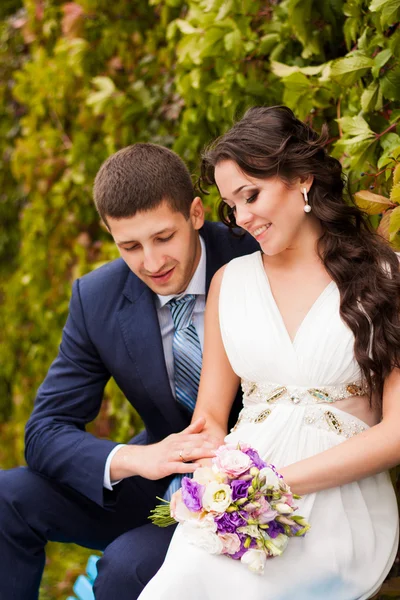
xmin=25 ymin=222 xmax=258 ymax=507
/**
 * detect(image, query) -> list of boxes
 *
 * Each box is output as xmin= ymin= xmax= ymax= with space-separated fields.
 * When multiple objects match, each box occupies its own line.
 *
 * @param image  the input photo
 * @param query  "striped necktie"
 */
xmin=163 ymin=294 xmax=202 ymax=501
xmin=168 ymin=294 xmax=202 ymax=414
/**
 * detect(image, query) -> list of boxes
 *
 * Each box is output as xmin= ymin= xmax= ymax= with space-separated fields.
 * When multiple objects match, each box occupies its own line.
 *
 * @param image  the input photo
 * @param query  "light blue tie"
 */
xmin=163 ymin=294 xmax=202 ymax=501
xmin=169 ymin=294 xmax=202 ymax=414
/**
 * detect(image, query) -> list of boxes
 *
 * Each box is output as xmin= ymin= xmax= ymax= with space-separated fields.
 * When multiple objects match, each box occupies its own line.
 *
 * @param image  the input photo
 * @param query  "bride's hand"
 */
xmin=197 ymin=457 xmax=214 ymax=468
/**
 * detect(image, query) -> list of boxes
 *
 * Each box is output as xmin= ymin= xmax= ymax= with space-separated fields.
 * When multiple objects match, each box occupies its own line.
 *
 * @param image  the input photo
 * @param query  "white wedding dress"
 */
xmin=138 ymin=251 xmax=398 ymax=600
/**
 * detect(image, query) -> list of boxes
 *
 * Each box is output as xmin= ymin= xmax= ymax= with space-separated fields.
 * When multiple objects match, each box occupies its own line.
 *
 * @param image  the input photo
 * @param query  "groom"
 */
xmin=0 ymin=143 xmax=257 ymax=599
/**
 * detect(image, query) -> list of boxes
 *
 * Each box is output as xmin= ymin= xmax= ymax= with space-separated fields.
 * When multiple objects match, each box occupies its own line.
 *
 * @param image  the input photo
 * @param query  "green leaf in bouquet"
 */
xmin=353 ymin=189 xmax=394 ymax=215
xmin=149 ymin=498 xmax=176 ymax=528
xmin=330 ymin=53 xmax=374 ymax=87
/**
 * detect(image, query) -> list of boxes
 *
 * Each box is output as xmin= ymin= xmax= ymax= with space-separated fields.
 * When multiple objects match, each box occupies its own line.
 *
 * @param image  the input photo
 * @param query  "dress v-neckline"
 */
xmin=256 ymin=251 xmax=335 ymax=346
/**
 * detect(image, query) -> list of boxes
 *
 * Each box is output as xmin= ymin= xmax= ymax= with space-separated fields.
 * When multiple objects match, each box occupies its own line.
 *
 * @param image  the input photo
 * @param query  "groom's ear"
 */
xmin=190 ymin=197 xmax=205 ymax=230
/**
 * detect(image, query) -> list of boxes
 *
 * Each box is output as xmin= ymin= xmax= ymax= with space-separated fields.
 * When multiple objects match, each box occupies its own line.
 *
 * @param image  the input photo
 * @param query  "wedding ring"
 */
xmin=179 ymin=449 xmax=185 ymax=462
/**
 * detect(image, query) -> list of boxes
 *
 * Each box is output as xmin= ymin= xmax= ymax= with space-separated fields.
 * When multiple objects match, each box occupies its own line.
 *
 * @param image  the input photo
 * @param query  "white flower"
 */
xmin=193 ymin=466 xmax=226 ymax=485
xmin=182 ymin=522 xmax=224 ymax=554
xmin=237 ymin=525 xmax=262 ymax=539
xmin=219 ymin=532 xmax=241 ymax=555
xmin=240 ymin=549 xmax=267 ymax=574
xmin=194 ymin=513 xmax=218 ymax=532
xmin=202 ymin=481 xmax=232 ymax=513
xmin=259 ymin=467 xmax=281 ymax=489
xmin=275 ymin=502 xmax=293 ymax=515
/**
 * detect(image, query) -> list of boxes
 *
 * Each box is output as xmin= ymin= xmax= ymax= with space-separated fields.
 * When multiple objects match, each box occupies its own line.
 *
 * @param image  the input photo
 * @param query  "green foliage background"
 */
xmin=0 ymin=0 xmax=400 ymax=597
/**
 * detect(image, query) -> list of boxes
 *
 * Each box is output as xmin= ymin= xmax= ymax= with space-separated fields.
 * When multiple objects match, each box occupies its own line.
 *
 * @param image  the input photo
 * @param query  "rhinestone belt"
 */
xmin=241 ymin=379 xmax=368 ymax=407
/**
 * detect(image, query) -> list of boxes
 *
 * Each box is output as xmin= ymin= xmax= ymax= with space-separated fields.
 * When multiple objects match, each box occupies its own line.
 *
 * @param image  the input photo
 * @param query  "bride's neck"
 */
xmin=264 ymin=217 xmax=324 ymax=272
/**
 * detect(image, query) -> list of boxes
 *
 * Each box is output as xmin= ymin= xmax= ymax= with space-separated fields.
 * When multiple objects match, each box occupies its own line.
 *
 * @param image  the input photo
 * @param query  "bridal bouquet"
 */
xmin=150 ymin=443 xmax=310 ymax=575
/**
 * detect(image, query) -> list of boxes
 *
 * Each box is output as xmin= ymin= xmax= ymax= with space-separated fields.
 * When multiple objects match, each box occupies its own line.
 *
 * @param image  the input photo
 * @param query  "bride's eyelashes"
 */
xmin=224 ymin=192 xmax=259 ymax=215
xmin=246 ymin=192 xmax=259 ymax=204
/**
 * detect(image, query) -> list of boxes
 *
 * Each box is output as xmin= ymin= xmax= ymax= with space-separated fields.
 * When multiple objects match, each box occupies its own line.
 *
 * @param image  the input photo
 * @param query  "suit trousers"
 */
xmin=0 ymin=467 xmax=175 ymax=600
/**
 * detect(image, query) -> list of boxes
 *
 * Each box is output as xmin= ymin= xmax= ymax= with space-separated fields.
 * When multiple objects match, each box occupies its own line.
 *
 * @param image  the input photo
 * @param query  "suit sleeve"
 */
xmin=24 ymin=278 xmax=118 ymax=507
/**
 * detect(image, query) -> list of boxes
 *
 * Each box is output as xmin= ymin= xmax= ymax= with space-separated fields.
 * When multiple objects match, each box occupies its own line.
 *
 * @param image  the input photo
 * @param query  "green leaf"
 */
xmin=216 ymin=0 xmax=233 ymax=21
xmin=354 ymin=189 xmax=394 ymax=214
xmin=174 ymin=19 xmax=199 ymax=35
xmin=372 ymin=48 xmax=392 ymax=79
xmin=393 ymin=164 xmax=400 ymax=186
xmin=377 ymin=208 xmax=392 ymax=240
xmin=381 ymin=68 xmax=400 ymax=102
xmin=338 ymin=115 xmax=374 ymax=138
xmin=390 ymin=182 xmax=400 ymax=204
xmin=361 ymin=82 xmax=381 ymax=112
xmin=271 ymin=61 xmax=324 ymax=78
xmin=224 ymin=29 xmax=242 ymax=54
xmin=389 ymin=205 xmax=400 ymax=243
xmin=330 ymin=53 xmax=374 ymax=86
xmin=369 ymin=0 xmax=400 ymax=27
xmin=86 ymin=77 xmax=116 ymax=114
xmin=258 ymin=34 xmax=280 ymax=55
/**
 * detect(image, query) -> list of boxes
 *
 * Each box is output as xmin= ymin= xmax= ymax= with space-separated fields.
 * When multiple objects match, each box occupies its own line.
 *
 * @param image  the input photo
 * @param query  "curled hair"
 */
xmin=200 ymin=105 xmax=400 ymax=405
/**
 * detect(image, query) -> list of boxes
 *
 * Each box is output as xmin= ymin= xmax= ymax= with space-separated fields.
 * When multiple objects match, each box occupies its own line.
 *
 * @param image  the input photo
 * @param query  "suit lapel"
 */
xmin=201 ymin=222 xmax=229 ymax=294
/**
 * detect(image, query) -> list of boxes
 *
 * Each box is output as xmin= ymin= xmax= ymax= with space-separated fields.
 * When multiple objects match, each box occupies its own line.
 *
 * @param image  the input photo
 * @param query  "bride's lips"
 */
xmin=149 ymin=266 xmax=175 ymax=284
xmin=251 ymin=223 xmax=272 ymax=241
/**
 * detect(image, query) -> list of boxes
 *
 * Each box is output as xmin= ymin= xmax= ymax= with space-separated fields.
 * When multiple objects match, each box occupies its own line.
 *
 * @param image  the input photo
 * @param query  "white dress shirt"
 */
xmin=103 ymin=237 xmax=207 ymax=490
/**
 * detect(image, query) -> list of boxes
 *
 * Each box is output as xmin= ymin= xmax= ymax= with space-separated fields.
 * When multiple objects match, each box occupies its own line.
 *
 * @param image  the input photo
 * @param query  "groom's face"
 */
xmin=107 ymin=198 xmax=205 ymax=295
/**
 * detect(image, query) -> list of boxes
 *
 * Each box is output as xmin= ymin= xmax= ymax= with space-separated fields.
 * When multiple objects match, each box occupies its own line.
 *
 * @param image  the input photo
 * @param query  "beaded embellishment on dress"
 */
xmin=241 ymin=379 xmax=368 ymax=406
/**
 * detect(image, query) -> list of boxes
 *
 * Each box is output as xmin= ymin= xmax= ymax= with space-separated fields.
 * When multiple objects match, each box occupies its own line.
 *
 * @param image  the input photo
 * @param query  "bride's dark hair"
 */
xmin=200 ymin=105 xmax=400 ymax=405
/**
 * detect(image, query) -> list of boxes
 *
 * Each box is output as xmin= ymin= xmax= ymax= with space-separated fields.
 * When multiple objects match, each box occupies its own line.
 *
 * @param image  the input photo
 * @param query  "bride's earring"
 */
xmin=302 ymin=187 xmax=312 ymax=213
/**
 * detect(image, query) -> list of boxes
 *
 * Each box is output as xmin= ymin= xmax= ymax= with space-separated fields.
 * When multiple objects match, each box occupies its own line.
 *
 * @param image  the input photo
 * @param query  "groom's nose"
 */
xmin=143 ymin=249 xmax=165 ymax=274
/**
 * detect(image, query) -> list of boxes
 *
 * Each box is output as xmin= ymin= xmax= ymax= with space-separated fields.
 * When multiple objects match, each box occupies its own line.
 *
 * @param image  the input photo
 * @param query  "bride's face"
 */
xmin=214 ymin=160 xmax=315 ymax=256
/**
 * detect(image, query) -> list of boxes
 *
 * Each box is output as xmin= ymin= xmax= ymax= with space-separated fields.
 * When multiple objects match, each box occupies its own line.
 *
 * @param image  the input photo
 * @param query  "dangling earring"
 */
xmin=302 ymin=187 xmax=312 ymax=213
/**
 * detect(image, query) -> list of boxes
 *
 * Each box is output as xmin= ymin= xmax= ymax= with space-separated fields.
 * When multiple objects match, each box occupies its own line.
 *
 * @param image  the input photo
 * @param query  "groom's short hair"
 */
xmin=93 ymin=143 xmax=195 ymax=225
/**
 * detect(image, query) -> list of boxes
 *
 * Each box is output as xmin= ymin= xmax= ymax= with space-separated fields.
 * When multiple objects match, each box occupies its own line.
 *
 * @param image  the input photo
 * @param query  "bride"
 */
xmin=138 ymin=106 xmax=400 ymax=599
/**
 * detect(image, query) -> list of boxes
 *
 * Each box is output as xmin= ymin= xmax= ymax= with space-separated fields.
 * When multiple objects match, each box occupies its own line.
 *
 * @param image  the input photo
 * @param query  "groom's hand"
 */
xmin=109 ymin=417 xmax=217 ymax=481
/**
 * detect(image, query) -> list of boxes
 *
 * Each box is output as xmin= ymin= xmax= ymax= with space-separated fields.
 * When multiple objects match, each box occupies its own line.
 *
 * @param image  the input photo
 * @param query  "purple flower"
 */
xmin=266 ymin=520 xmax=285 ymax=539
xmin=231 ymin=479 xmax=252 ymax=501
xmin=215 ymin=511 xmax=246 ymax=534
xmin=230 ymin=533 xmax=257 ymax=559
xmin=181 ymin=477 xmax=204 ymax=512
xmin=242 ymin=448 xmax=266 ymax=470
